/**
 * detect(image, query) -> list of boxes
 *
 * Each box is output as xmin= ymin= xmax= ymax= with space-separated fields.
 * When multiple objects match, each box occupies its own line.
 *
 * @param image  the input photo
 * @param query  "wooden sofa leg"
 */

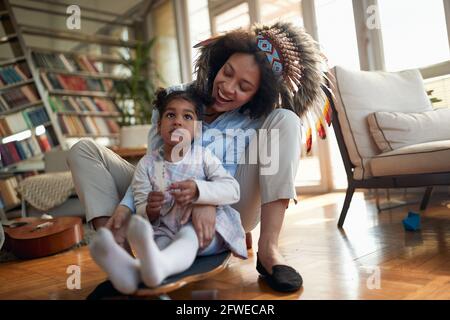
xmin=420 ymin=186 xmax=433 ymax=211
xmin=338 ymin=186 xmax=355 ymax=228
xmin=245 ymin=232 xmax=252 ymax=249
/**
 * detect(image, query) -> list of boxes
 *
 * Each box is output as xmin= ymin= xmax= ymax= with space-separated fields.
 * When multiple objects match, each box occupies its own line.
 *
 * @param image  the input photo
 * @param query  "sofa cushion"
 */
xmin=369 ymin=140 xmax=450 ymax=177
xmin=331 ymin=66 xmax=432 ymax=180
xmin=368 ymin=108 xmax=450 ymax=153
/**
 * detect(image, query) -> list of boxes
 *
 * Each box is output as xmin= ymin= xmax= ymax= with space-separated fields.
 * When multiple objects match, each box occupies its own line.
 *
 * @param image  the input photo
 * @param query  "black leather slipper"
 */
xmin=256 ymin=253 xmax=303 ymax=292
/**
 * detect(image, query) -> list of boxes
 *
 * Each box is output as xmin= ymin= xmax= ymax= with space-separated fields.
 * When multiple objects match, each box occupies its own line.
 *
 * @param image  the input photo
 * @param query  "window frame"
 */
xmin=148 ymin=0 xmax=450 ymax=193
xmin=208 ymin=0 xmax=257 ymax=35
xmin=170 ymin=0 xmax=450 ymax=106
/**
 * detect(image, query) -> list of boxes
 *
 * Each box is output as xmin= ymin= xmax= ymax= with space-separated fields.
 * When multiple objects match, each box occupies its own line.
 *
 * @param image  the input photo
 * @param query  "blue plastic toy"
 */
xmin=402 ymin=211 xmax=421 ymax=231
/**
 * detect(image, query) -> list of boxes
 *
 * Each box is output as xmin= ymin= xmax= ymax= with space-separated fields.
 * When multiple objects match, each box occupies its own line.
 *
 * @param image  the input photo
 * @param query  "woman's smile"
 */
xmin=217 ymin=88 xmax=233 ymax=104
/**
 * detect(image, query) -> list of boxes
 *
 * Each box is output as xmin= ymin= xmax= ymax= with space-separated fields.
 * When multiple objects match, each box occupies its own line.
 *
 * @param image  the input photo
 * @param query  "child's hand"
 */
xmin=169 ymin=180 xmax=199 ymax=207
xmin=146 ymin=191 xmax=164 ymax=221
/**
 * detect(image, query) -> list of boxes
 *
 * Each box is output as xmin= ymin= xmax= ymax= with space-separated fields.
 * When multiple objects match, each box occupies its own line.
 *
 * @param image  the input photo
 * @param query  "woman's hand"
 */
xmin=146 ymin=191 xmax=165 ymax=221
xmin=105 ymin=205 xmax=131 ymax=248
xmin=191 ymin=204 xmax=216 ymax=249
xmin=169 ymin=180 xmax=199 ymax=207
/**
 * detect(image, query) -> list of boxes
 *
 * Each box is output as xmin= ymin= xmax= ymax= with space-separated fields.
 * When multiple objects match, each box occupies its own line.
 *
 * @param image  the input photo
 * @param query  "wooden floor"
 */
xmin=1 ymin=191 xmax=450 ymax=300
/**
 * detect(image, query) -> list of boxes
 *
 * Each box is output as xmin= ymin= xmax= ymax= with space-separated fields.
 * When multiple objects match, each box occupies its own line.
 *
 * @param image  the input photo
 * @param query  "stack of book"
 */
xmin=57 ymin=115 xmax=120 ymax=137
xmin=0 ymin=84 xmax=40 ymax=110
xmin=41 ymin=72 xmax=113 ymax=92
xmin=48 ymin=96 xmax=119 ymax=114
xmin=31 ymin=50 xmax=122 ymax=141
xmin=33 ymin=51 xmax=101 ymax=73
xmin=0 ymin=127 xmax=57 ymax=168
xmin=0 ymin=106 xmax=50 ymax=137
xmin=0 ymin=61 xmax=31 ymax=86
xmin=23 ymin=107 xmax=51 ymax=127
xmin=35 ymin=51 xmax=115 ymax=93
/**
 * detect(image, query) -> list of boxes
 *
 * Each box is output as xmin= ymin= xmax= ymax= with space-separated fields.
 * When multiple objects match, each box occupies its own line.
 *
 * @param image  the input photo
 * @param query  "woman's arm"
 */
xmin=119 ymin=186 xmax=135 ymax=213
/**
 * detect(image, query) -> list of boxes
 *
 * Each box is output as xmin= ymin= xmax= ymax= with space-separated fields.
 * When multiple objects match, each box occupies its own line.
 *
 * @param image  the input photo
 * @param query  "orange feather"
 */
xmin=323 ymin=98 xmax=332 ymax=126
xmin=306 ymin=127 xmax=312 ymax=154
xmin=316 ymin=118 xmax=326 ymax=139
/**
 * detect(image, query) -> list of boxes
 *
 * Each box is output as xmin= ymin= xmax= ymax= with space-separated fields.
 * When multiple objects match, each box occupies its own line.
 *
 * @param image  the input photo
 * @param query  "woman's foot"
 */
xmin=256 ymin=245 xmax=302 ymax=292
xmin=127 ymin=215 xmax=166 ymax=288
xmin=257 ymin=245 xmax=286 ymax=271
xmin=257 ymin=199 xmax=302 ymax=292
xmin=89 ymin=228 xmax=140 ymax=294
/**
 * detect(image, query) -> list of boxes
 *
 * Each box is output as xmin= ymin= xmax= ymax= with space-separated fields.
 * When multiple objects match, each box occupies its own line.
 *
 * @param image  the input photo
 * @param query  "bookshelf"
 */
xmin=0 ymin=0 xmax=60 ymax=176
xmin=31 ymin=49 xmax=123 ymax=144
xmin=12 ymin=1 xmax=139 ymax=149
xmin=0 ymin=0 xmax=144 ymax=215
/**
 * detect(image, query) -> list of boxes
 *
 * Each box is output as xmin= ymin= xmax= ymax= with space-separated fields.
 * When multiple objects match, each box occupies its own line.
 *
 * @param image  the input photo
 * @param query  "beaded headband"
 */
xmin=256 ymin=27 xmax=304 ymax=92
xmin=256 ymin=34 xmax=284 ymax=76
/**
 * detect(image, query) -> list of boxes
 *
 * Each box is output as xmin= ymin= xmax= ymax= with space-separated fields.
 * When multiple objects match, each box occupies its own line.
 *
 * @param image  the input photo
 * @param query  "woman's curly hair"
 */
xmin=193 ymin=22 xmax=326 ymax=119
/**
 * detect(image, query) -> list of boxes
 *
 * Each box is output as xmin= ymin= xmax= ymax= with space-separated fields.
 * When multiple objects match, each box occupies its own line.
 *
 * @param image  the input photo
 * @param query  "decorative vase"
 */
xmin=119 ymin=124 xmax=151 ymax=148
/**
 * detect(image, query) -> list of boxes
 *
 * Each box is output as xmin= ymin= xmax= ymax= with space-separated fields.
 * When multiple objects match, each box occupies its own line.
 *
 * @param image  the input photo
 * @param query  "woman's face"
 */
xmin=210 ymin=53 xmax=261 ymax=113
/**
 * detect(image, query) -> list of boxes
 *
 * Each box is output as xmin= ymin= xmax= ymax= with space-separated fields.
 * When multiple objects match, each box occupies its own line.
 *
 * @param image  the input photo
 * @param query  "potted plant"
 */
xmin=113 ymin=38 xmax=159 ymax=148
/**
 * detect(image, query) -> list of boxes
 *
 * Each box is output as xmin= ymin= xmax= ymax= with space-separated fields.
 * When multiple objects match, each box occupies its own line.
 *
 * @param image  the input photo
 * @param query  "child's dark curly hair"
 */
xmin=153 ymin=88 xmax=204 ymax=120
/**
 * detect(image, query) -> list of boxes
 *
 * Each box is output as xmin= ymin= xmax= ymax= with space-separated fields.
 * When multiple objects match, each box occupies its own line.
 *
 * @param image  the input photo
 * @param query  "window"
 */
xmin=424 ymin=75 xmax=450 ymax=108
xmin=259 ymin=0 xmax=303 ymax=27
xmin=213 ymin=2 xmax=250 ymax=34
xmin=187 ymin=0 xmax=211 ymax=77
xmin=315 ymin=0 xmax=360 ymax=189
xmin=378 ymin=0 xmax=449 ymax=71
xmin=152 ymin=1 xmax=181 ymax=86
xmin=196 ymin=0 xmax=450 ymax=192
xmin=315 ymin=0 xmax=360 ymax=70
xmin=295 ymin=139 xmax=323 ymax=188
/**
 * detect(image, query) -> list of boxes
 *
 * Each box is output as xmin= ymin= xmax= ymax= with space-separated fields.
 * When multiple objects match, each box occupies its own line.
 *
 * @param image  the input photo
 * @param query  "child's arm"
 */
xmin=193 ymin=148 xmax=240 ymax=206
xmin=131 ymin=155 xmax=160 ymax=221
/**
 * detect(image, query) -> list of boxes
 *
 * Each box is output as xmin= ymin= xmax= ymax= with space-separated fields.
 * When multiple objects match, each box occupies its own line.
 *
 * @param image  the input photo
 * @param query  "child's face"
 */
xmin=158 ymin=99 xmax=198 ymax=147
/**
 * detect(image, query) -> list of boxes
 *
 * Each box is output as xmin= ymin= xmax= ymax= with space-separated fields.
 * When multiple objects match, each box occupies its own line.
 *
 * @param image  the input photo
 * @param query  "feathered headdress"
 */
xmin=194 ymin=22 xmax=333 ymax=154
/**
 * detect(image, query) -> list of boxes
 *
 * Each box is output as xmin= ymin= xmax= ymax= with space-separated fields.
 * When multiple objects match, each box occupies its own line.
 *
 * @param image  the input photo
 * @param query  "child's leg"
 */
xmin=89 ymin=228 xmax=140 ymax=294
xmin=155 ymin=234 xmax=172 ymax=250
xmin=127 ymin=215 xmax=198 ymax=288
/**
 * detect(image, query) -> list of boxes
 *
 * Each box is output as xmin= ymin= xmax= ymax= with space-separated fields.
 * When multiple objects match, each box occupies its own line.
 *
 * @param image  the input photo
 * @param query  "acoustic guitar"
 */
xmin=3 ymin=216 xmax=84 ymax=259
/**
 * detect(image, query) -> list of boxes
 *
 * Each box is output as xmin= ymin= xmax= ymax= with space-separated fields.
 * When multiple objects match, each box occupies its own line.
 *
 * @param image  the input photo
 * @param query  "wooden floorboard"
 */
xmin=1 ymin=191 xmax=450 ymax=300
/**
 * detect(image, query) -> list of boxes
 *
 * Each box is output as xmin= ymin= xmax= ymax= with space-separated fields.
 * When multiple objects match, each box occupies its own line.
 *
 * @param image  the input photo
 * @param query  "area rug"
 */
xmin=0 ymin=223 xmax=96 ymax=263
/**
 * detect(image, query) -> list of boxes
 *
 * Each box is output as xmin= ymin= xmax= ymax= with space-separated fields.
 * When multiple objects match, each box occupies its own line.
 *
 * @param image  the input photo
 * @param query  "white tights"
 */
xmin=89 ymin=215 xmax=199 ymax=294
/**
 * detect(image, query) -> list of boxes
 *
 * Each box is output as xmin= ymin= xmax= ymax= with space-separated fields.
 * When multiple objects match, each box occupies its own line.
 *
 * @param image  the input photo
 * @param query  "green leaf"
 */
xmin=112 ymin=37 xmax=161 ymax=126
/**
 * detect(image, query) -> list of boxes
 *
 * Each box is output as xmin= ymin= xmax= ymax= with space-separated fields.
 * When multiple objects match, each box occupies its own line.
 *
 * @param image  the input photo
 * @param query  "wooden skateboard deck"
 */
xmin=87 ymin=251 xmax=231 ymax=299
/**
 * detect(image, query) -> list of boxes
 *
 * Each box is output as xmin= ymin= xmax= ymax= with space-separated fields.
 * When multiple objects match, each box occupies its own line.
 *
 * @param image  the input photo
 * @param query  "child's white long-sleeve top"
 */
xmin=131 ymin=145 xmax=247 ymax=258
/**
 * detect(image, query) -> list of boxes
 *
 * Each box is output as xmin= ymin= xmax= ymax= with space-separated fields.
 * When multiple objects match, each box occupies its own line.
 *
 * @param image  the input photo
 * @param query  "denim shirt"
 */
xmin=119 ymin=84 xmax=265 ymax=212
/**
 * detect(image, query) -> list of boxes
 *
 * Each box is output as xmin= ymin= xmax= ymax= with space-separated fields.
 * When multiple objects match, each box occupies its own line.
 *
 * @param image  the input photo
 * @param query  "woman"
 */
xmin=68 ymin=22 xmax=327 ymax=292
